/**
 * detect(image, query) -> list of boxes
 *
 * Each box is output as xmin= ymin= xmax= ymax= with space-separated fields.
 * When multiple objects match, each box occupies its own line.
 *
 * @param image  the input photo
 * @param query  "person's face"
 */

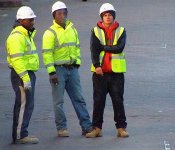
xmin=19 ymin=18 xmax=35 ymax=30
xmin=102 ymin=12 xmax=114 ymax=25
xmin=54 ymin=9 xmax=67 ymax=25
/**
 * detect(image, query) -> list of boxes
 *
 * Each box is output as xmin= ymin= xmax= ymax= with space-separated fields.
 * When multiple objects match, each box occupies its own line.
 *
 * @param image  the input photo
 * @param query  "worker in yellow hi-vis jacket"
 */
xmin=42 ymin=1 xmax=93 ymax=137
xmin=6 ymin=6 xmax=39 ymax=144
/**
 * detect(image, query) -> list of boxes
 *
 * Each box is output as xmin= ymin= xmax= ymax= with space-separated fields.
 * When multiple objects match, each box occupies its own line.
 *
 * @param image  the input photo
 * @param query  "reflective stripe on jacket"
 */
xmin=6 ymin=26 xmax=39 ymax=83
xmin=91 ymin=26 xmax=126 ymax=73
xmin=42 ymin=20 xmax=81 ymax=74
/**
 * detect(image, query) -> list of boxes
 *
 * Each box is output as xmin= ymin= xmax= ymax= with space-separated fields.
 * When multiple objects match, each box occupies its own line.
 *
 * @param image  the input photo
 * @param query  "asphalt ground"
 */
xmin=0 ymin=0 xmax=175 ymax=149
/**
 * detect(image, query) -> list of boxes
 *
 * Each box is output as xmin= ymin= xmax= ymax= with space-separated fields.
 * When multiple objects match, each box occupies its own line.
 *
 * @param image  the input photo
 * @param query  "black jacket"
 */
xmin=90 ymin=27 xmax=126 ymax=68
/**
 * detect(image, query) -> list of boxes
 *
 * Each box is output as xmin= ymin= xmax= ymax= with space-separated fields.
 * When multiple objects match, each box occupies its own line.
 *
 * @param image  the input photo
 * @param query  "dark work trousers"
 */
xmin=92 ymin=73 xmax=127 ymax=129
xmin=10 ymin=69 xmax=36 ymax=142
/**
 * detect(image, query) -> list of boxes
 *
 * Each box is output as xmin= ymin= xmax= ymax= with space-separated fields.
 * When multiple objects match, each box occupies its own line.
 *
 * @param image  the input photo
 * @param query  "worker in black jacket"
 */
xmin=86 ymin=3 xmax=129 ymax=138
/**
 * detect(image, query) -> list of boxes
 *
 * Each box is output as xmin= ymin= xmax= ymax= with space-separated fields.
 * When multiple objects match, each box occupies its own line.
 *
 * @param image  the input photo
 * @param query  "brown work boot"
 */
xmin=85 ymin=127 xmax=102 ymax=138
xmin=58 ymin=129 xmax=69 ymax=137
xmin=82 ymin=128 xmax=93 ymax=136
xmin=117 ymin=128 xmax=129 ymax=138
xmin=15 ymin=136 xmax=39 ymax=144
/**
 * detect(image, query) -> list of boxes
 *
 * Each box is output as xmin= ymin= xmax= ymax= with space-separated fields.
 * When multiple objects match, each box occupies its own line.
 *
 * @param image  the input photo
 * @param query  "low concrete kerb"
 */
xmin=0 ymin=0 xmax=22 ymax=7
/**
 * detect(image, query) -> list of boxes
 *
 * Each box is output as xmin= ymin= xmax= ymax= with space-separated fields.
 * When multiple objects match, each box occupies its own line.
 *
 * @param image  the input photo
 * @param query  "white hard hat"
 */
xmin=52 ymin=1 xmax=67 ymax=13
xmin=16 ymin=6 xmax=36 ymax=20
xmin=99 ymin=3 xmax=116 ymax=15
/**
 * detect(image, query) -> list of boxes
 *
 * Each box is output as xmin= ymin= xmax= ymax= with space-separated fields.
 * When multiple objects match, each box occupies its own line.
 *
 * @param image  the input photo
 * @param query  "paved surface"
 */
xmin=0 ymin=0 xmax=175 ymax=149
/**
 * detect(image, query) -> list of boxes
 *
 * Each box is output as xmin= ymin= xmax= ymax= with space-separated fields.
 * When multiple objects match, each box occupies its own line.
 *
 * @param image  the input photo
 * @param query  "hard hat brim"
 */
xmin=17 ymin=14 xmax=37 ymax=20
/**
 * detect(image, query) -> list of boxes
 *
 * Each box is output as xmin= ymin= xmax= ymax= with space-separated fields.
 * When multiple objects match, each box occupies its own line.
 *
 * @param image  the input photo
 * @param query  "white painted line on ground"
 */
xmin=162 ymin=44 xmax=167 ymax=49
xmin=128 ymin=43 xmax=167 ymax=49
xmin=1 ymin=14 xmax=8 ymax=17
xmin=164 ymin=140 xmax=171 ymax=150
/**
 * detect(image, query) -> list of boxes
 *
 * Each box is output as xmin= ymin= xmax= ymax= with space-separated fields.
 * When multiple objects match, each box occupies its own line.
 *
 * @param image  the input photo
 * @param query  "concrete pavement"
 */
xmin=0 ymin=0 xmax=175 ymax=149
xmin=0 ymin=0 xmax=22 ymax=7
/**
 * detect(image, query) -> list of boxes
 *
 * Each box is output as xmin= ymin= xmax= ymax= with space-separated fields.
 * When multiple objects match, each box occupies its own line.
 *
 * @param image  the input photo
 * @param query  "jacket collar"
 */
xmin=14 ymin=26 xmax=36 ymax=38
xmin=53 ymin=19 xmax=73 ymax=29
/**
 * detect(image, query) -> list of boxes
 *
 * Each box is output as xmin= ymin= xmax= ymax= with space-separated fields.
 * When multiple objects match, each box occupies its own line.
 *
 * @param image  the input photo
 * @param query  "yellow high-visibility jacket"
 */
xmin=42 ymin=20 xmax=81 ymax=74
xmin=6 ymin=26 xmax=39 ymax=83
xmin=91 ymin=26 xmax=126 ymax=73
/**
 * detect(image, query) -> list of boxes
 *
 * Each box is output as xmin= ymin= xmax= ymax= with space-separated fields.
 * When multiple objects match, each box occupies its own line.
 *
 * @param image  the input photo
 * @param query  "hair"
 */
xmin=100 ymin=10 xmax=115 ymax=20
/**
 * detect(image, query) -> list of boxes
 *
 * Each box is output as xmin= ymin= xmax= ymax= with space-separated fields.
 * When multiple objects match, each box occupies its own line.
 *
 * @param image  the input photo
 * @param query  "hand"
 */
xmin=24 ymin=82 xmax=32 ymax=90
xmin=95 ymin=67 xmax=103 ymax=76
xmin=49 ymin=74 xmax=59 ymax=85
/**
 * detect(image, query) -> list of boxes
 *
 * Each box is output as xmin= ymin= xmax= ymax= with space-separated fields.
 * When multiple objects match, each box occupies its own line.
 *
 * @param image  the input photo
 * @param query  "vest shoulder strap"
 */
xmin=93 ymin=26 xmax=106 ymax=45
xmin=10 ymin=31 xmax=25 ymax=38
xmin=47 ymin=28 xmax=57 ymax=39
xmin=47 ymin=28 xmax=59 ymax=49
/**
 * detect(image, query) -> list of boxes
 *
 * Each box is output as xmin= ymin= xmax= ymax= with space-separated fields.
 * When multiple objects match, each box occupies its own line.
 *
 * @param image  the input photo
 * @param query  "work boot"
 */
xmin=85 ymin=127 xmax=102 ymax=138
xmin=117 ymin=128 xmax=129 ymax=138
xmin=58 ymin=129 xmax=69 ymax=137
xmin=15 ymin=136 xmax=39 ymax=144
xmin=82 ymin=128 xmax=94 ymax=136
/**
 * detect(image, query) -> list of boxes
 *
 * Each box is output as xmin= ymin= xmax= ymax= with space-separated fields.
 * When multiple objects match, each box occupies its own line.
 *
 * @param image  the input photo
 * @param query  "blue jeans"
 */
xmin=51 ymin=66 xmax=92 ymax=132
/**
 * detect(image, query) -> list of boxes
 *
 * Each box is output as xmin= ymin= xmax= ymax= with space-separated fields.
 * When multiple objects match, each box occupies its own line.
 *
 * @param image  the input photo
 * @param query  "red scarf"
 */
xmin=97 ymin=21 xmax=119 ymax=72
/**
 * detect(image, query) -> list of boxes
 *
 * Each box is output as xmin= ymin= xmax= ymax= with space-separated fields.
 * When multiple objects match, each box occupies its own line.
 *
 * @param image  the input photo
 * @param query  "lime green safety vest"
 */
xmin=42 ymin=20 xmax=81 ymax=74
xmin=91 ymin=26 xmax=126 ymax=73
xmin=6 ymin=26 xmax=39 ymax=83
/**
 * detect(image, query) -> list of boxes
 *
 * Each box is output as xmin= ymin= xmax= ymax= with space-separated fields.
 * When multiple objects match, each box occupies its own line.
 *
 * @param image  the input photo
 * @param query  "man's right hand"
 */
xmin=95 ymin=67 xmax=103 ymax=76
xmin=49 ymin=73 xmax=59 ymax=85
xmin=24 ymin=82 xmax=32 ymax=90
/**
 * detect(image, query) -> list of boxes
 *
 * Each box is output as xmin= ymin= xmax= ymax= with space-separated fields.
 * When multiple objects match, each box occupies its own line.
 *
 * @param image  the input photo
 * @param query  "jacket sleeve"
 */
xmin=103 ymin=29 xmax=126 ymax=54
xmin=90 ymin=29 xmax=103 ymax=68
xmin=42 ymin=30 xmax=56 ymax=74
xmin=6 ymin=33 xmax=30 ymax=83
